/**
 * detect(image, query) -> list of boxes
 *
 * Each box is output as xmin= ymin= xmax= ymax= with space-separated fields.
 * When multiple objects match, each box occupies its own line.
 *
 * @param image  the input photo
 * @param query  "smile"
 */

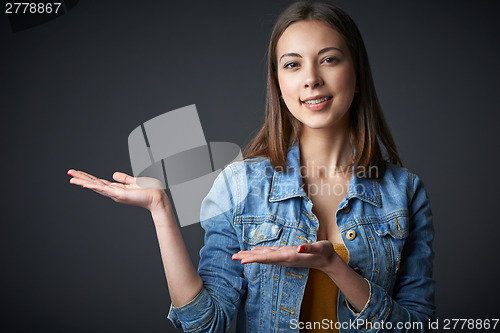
xmin=304 ymin=97 xmax=328 ymax=104
xmin=300 ymin=95 xmax=333 ymax=111
xmin=301 ymin=96 xmax=333 ymax=105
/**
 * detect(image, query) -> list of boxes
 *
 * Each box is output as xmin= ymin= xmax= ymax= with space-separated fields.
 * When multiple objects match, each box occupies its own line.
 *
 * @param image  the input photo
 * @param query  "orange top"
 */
xmin=299 ymin=243 xmax=349 ymax=333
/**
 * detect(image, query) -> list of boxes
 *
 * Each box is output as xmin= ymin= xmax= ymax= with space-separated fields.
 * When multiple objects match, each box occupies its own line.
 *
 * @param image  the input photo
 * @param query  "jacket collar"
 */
xmin=269 ymin=142 xmax=382 ymax=207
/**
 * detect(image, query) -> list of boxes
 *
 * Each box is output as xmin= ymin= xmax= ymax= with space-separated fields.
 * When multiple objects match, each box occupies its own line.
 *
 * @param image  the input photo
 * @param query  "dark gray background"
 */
xmin=1 ymin=0 xmax=499 ymax=332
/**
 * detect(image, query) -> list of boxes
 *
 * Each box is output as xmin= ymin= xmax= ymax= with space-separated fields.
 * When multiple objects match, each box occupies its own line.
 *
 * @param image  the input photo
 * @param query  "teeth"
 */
xmin=304 ymin=97 xmax=329 ymax=104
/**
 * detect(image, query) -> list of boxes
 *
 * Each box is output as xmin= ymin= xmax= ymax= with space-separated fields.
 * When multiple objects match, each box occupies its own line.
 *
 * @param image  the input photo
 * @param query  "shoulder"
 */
xmin=375 ymin=163 xmax=429 ymax=209
xmin=379 ymin=163 xmax=411 ymax=188
xmin=201 ymin=157 xmax=274 ymax=220
xmin=375 ymin=164 xmax=432 ymax=222
xmin=224 ymin=156 xmax=275 ymax=184
xmin=213 ymin=156 xmax=275 ymax=202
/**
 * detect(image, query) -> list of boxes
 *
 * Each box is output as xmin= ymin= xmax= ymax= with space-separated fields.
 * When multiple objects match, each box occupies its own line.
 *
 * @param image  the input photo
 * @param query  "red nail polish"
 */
xmin=68 ymin=173 xmax=73 ymax=177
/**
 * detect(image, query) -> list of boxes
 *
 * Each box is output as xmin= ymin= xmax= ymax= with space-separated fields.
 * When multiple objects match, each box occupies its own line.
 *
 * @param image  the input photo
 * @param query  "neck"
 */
xmin=298 ymin=117 xmax=353 ymax=178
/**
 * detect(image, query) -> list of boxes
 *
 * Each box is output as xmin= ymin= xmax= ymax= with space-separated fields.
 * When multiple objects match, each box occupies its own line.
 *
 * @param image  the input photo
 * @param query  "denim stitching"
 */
xmin=279 ymin=306 xmax=296 ymax=315
xmin=294 ymin=235 xmax=312 ymax=244
xmin=285 ymin=271 xmax=304 ymax=279
xmin=394 ymin=217 xmax=402 ymax=233
xmin=227 ymin=164 xmax=239 ymax=224
xmin=184 ymin=310 xmax=216 ymax=332
xmin=302 ymin=210 xmax=316 ymax=221
xmin=339 ymin=209 xmax=409 ymax=232
xmin=232 ymin=164 xmax=242 ymax=219
xmin=239 ymin=216 xmax=315 ymax=235
xmin=171 ymin=288 xmax=205 ymax=310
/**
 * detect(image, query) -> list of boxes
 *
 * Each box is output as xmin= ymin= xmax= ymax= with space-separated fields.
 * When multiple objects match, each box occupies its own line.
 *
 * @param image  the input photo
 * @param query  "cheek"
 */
xmin=335 ymin=67 xmax=357 ymax=92
xmin=278 ymin=74 xmax=296 ymax=99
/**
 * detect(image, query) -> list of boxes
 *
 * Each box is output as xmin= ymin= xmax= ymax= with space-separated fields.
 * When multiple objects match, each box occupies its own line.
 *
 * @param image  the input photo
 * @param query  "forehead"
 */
xmin=276 ymin=20 xmax=347 ymax=57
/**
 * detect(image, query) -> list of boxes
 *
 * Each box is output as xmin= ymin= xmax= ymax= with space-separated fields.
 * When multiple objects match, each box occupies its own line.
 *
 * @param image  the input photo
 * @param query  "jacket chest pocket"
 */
xmin=371 ymin=215 xmax=409 ymax=279
xmin=241 ymin=221 xmax=284 ymax=281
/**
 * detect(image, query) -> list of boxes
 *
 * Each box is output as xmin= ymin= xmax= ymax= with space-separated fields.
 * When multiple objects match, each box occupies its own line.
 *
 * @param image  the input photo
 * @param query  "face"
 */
xmin=276 ymin=20 xmax=357 ymax=132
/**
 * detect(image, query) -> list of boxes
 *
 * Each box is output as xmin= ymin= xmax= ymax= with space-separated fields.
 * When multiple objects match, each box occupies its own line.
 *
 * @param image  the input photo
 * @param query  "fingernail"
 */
xmin=68 ymin=173 xmax=73 ymax=177
xmin=83 ymin=186 xmax=87 ymax=188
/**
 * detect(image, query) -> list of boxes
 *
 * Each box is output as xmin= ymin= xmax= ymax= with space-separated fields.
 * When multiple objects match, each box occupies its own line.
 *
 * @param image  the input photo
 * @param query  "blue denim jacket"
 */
xmin=168 ymin=143 xmax=435 ymax=332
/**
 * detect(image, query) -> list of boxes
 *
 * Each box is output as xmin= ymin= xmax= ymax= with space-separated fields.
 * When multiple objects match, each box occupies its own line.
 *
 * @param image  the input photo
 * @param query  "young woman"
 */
xmin=68 ymin=2 xmax=435 ymax=332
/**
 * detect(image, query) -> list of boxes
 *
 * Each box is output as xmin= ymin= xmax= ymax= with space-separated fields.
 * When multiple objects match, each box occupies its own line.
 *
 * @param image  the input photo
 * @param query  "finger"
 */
xmin=232 ymin=252 xmax=256 ymax=261
xmin=250 ymin=246 xmax=279 ymax=252
xmin=240 ymin=255 xmax=266 ymax=264
xmin=69 ymin=176 xmax=89 ymax=187
xmin=69 ymin=177 xmax=109 ymax=193
xmin=232 ymin=251 xmax=266 ymax=262
xmin=78 ymin=179 xmax=122 ymax=200
xmin=68 ymin=169 xmax=98 ymax=181
xmin=243 ymin=248 xmax=291 ymax=264
xmin=68 ymin=176 xmax=129 ymax=206
xmin=232 ymin=249 xmax=265 ymax=260
xmin=68 ymin=170 xmax=114 ymax=187
xmin=297 ymin=243 xmax=320 ymax=254
xmin=98 ymin=178 xmax=112 ymax=185
xmin=232 ymin=252 xmax=244 ymax=260
xmin=69 ymin=177 xmax=100 ymax=190
xmin=113 ymin=172 xmax=136 ymax=185
xmin=242 ymin=250 xmax=291 ymax=265
xmin=69 ymin=175 xmax=112 ymax=188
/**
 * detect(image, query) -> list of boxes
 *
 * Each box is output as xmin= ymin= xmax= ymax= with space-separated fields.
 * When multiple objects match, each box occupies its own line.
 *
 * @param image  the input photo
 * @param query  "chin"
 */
xmin=298 ymin=114 xmax=340 ymax=130
xmin=300 ymin=120 xmax=336 ymax=130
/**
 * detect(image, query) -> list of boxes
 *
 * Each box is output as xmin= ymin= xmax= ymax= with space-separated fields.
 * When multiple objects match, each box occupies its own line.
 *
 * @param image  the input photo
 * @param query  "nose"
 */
xmin=304 ymin=64 xmax=323 ymax=89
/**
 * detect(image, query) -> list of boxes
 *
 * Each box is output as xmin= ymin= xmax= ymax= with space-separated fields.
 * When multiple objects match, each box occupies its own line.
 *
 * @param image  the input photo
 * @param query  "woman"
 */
xmin=68 ymin=2 xmax=435 ymax=332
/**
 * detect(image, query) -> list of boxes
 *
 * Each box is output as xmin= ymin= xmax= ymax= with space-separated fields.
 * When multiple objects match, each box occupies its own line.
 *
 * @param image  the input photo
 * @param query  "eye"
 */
xmin=322 ymin=56 xmax=340 ymax=64
xmin=283 ymin=62 xmax=300 ymax=69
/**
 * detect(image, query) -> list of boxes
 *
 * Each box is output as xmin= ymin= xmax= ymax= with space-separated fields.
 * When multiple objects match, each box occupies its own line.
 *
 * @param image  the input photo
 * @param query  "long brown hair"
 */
xmin=243 ymin=1 xmax=402 ymax=179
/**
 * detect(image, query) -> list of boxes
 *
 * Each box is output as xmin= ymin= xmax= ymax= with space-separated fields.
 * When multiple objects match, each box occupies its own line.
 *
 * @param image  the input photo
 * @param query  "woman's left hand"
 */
xmin=232 ymin=240 xmax=339 ymax=272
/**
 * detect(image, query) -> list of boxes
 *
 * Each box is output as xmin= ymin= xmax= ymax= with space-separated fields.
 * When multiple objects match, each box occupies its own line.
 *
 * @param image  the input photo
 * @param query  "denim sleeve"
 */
xmin=346 ymin=172 xmax=435 ymax=332
xmin=167 ymin=165 xmax=247 ymax=332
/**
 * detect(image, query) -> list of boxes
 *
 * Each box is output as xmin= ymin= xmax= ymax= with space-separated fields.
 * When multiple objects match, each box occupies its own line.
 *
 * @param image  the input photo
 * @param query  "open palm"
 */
xmin=232 ymin=240 xmax=338 ymax=271
xmin=68 ymin=169 xmax=167 ymax=212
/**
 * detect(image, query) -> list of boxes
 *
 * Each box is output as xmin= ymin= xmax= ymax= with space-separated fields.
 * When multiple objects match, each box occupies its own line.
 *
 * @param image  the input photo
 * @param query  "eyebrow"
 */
xmin=279 ymin=47 xmax=344 ymax=62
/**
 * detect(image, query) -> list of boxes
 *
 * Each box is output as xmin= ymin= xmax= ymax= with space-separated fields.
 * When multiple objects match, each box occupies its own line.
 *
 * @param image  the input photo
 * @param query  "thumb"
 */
xmin=113 ymin=172 xmax=136 ymax=185
xmin=297 ymin=243 xmax=317 ymax=254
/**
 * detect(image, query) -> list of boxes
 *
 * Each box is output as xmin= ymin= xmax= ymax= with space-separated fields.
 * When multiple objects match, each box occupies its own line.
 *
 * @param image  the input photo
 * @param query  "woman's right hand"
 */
xmin=67 ymin=169 xmax=169 ymax=212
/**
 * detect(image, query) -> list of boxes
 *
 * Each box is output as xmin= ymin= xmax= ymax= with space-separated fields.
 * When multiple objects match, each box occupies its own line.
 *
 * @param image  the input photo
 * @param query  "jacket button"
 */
xmin=346 ymin=229 xmax=356 ymax=240
xmin=340 ymin=205 xmax=351 ymax=214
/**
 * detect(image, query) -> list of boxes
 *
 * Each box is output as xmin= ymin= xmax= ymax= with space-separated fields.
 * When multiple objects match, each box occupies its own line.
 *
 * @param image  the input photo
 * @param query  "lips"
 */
xmin=301 ymin=95 xmax=333 ymax=105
